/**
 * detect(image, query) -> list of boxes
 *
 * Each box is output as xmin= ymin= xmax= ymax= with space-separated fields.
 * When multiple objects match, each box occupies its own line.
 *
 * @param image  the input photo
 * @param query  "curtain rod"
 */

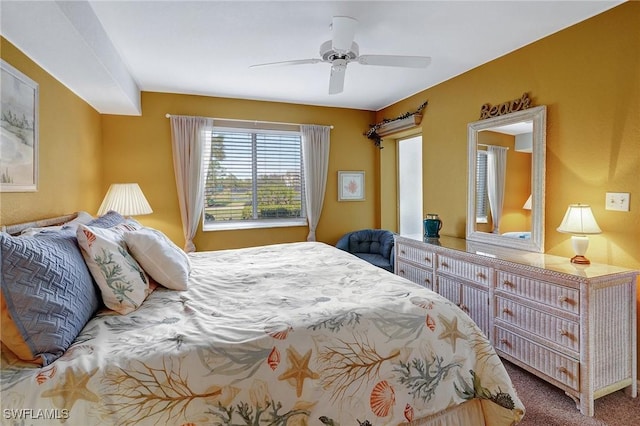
xmin=478 ymin=143 xmax=509 ymax=150
xmin=165 ymin=113 xmax=333 ymax=129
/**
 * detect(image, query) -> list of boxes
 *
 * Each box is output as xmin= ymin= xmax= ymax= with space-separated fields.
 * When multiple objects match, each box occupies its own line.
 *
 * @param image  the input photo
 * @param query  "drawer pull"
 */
xmin=558 ymin=366 xmax=569 ymax=375
xmin=477 ymin=272 xmax=486 ymax=280
xmin=503 ymin=280 xmax=514 ymax=288
xmin=399 ymin=270 xmax=405 ymax=274
xmin=499 ymin=338 xmax=510 ymax=347
xmin=558 ymin=296 xmax=569 ymax=303
xmin=400 ymin=250 xmax=406 ymax=254
xmin=502 ymin=308 xmax=512 ymax=315
xmin=558 ymin=329 xmax=571 ymax=338
xmin=424 ymin=278 xmax=431 ymax=284
xmin=459 ymin=304 xmax=469 ymax=313
xmin=424 ymin=257 xmax=432 ymax=263
xmin=440 ymin=261 xmax=449 ymax=268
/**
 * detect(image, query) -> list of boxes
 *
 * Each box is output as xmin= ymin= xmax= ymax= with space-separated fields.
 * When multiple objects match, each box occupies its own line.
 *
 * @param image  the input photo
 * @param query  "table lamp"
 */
xmin=556 ymin=204 xmax=601 ymax=264
xmin=98 ymin=183 xmax=153 ymax=217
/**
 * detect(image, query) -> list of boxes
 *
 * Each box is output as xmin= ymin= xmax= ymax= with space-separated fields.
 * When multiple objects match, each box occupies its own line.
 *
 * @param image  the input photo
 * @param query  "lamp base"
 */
xmin=570 ymin=254 xmax=591 ymax=265
xmin=569 ymin=235 xmax=592 ymax=265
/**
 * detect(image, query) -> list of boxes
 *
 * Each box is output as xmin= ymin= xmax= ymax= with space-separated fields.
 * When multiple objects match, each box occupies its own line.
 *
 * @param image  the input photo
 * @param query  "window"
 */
xmin=398 ymin=135 xmax=423 ymax=236
xmin=202 ymin=126 xmax=306 ymax=230
xmin=475 ymin=151 xmax=488 ymax=223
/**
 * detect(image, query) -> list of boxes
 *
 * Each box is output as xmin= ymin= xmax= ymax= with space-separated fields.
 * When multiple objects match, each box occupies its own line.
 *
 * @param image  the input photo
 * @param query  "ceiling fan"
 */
xmin=250 ymin=16 xmax=432 ymax=95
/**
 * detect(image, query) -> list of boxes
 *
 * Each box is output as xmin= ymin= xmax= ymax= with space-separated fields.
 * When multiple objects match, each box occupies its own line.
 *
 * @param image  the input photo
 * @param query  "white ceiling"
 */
xmin=0 ymin=1 xmax=623 ymax=115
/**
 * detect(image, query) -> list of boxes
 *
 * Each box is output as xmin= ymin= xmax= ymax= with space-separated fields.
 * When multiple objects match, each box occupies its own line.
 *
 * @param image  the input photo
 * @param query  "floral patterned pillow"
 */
xmin=76 ymin=222 xmax=150 ymax=315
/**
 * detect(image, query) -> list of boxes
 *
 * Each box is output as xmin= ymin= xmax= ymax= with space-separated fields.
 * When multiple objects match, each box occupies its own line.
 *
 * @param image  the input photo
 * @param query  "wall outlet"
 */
xmin=605 ymin=192 xmax=630 ymax=211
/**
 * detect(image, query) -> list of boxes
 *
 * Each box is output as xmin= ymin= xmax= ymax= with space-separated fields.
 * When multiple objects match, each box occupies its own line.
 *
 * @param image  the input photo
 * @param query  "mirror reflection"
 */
xmin=475 ymin=120 xmax=533 ymax=236
xmin=467 ymin=106 xmax=546 ymax=252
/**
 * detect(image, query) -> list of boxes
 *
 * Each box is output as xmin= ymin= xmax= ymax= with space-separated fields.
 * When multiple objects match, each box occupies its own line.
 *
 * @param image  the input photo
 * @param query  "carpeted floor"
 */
xmin=503 ymin=360 xmax=639 ymax=425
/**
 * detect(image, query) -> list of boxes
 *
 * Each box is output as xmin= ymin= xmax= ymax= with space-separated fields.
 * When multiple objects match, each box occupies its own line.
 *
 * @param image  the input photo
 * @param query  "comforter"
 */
xmin=1 ymin=242 xmax=524 ymax=425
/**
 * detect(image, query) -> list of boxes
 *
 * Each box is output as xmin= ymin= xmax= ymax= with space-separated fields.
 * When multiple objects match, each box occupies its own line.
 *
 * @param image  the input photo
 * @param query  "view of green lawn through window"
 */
xmin=203 ymin=129 xmax=305 ymax=224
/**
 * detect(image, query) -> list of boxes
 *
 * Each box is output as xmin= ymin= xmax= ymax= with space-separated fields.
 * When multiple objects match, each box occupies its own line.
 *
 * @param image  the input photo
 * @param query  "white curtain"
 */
xmin=169 ymin=115 xmax=213 ymax=252
xmin=301 ymin=125 xmax=331 ymax=241
xmin=487 ymin=145 xmax=508 ymax=234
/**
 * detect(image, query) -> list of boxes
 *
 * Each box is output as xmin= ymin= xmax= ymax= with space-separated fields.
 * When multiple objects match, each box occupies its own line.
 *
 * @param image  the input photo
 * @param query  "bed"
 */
xmin=1 ymin=212 xmax=525 ymax=425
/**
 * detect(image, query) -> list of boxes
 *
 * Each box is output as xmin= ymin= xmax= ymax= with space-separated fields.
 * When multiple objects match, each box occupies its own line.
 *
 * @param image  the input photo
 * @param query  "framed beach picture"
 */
xmin=1 ymin=59 xmax=39 ymax=192
xmin=338 ymin=171 xmax=365 ymax=201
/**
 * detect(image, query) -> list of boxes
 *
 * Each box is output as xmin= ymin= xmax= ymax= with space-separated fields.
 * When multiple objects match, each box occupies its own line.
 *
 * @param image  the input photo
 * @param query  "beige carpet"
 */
xmin=503 ymin=360 xmax=639 ymax=425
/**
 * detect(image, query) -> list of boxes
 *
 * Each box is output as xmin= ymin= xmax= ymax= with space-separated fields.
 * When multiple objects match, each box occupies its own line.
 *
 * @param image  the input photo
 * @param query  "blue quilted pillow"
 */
xmin=86 ymin=210 xmax=125 ymax=228
xmin=0 ymin=230 xmax=100 ymax=365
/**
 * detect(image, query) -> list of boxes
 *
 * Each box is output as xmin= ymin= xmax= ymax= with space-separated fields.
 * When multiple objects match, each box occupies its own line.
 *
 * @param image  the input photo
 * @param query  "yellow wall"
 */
xmin=379 ymin=2 xmax=640 ymax=373
xmin=379 ymin=2 xmax=639 ymax=270
xmin=100 ymin=92 xmax=377 ymax=250
xmin=1 ymin=38 xmax=378 ymax=250
xmin=5 ymin=2 xmax=636 ymax=262
xmin=2 ymin=5 xmax=635 ymax=262
xmin=6 ymin=3 xmax=635 ymax=264
xmin=0 ymin=38 xmax=103 ymax=225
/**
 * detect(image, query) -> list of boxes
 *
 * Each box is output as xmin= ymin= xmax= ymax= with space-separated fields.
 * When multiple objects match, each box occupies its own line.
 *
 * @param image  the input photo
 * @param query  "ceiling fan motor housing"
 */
xmin=320 ymin=40 xmax=359 ymax=63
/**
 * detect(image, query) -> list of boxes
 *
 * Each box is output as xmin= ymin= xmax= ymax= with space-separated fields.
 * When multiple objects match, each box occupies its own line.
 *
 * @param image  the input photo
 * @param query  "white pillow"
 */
xmin=65 ymin=210 xmax=95 ymax=226
xmin=124 ymin=227 xmax=190 ymax=291
xmin=76 ymin=222 xmax=150 ymax=314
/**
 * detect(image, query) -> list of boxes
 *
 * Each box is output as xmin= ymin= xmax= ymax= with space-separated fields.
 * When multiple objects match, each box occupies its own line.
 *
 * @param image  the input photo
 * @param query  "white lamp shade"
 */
xmin=556 ymin=204 xmax=601 ymax=235
xmin=98 ymin=183 xmax=153 ymax=216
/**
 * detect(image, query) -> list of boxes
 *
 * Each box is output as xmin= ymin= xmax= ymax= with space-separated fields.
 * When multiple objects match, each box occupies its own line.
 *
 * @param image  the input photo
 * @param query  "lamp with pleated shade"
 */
xmin=556 ymin=204 xmax=601 ymax=264
xmin=98 ymin=183 xmax=153 ymax=217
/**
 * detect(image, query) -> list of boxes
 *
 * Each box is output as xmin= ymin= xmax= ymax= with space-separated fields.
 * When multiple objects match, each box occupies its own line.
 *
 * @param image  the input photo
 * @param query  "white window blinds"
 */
xmin=203 ymin=126 xmax=305 ymax=227
xmin=476 ymin=150 xmax=488 ymax=223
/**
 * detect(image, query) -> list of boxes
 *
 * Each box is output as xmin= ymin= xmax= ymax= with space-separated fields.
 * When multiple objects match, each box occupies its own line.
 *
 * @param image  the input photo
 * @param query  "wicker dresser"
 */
xmin=394 ymin=234 xmax=638 ymax=416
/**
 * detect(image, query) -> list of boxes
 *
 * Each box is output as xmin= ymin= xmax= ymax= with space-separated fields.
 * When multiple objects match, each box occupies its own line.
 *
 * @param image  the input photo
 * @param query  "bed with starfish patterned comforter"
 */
xmin=1 ymin=241 xmax=524 ymax=425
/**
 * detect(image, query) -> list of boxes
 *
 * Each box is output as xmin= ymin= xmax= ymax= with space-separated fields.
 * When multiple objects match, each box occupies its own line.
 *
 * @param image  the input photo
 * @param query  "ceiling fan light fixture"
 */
xmin=331 ymin=59 xmax=347 ymax=73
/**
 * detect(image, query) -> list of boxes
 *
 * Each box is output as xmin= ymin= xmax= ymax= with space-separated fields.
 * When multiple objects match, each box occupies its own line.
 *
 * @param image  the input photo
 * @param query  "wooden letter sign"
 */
xmin=480 ymin=93 xmax=532 ymax=119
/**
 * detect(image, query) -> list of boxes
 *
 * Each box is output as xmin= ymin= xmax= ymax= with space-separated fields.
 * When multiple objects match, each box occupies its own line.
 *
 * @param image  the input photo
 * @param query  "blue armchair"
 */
xmin=336 ymin=229 xmax=395 ymax=272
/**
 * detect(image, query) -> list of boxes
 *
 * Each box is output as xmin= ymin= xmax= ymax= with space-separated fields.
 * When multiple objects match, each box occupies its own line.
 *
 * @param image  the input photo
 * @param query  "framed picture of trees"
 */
xmin=1 ymin=59 xmax=39 ymax=192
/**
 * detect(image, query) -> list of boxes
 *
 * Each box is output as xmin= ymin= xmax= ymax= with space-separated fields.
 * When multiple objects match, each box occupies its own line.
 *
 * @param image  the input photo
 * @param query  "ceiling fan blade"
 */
xmin=328 ymin=63 xmax=346 ymax=95
xmin=250 ymin=58 xmax=322 ymax=68
xmin=357 ymin=55 xmax=432 ymax=68
xmin=331 ymin=16 xmax=358 ymax=52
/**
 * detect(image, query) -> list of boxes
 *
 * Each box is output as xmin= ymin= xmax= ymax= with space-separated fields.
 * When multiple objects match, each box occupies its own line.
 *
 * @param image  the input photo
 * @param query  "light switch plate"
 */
xmin=605 ymin=192 xmax=630 ymax=211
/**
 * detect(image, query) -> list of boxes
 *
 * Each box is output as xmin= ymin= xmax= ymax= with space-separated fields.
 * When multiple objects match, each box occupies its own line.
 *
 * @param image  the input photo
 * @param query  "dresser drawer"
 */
xmin=496 ymin=297 xmax=579 ymax=352
xmin=437 ymin=255 xmax=491 ymax=286
xmin=494 ymin=327 xmax=579 ymax=391
xmin=396 ymin=261 xmax=435 ymax=290
xmin=396 ymin=243 xmax=435 ymax=268
xmin=496 ymin=271 xmax=579 ymax=315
